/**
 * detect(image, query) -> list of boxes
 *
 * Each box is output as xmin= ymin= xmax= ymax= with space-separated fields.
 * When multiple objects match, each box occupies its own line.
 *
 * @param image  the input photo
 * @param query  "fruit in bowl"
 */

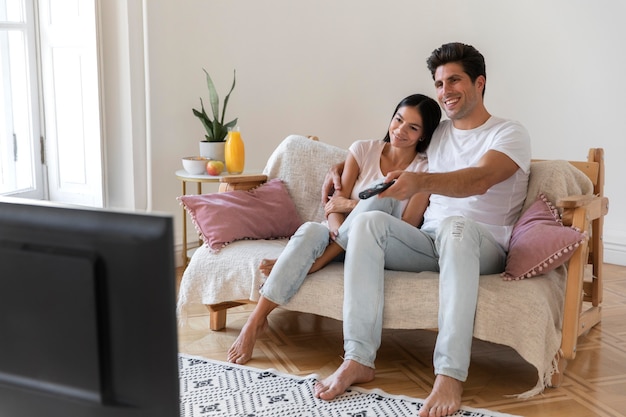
xmin=206 ymin=160 xmax=225 ymax=176
xmin=182 ymin=156 xmax=210 ymax=175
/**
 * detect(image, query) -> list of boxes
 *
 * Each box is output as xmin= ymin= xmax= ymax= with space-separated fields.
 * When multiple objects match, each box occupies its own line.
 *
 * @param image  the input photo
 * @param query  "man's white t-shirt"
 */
xmin=420 ymin=117 xmax=531 ymax=249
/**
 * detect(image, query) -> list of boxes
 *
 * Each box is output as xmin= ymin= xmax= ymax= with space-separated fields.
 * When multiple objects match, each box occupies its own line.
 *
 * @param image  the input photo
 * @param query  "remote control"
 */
xmin=358 ymin=181 xmax=395 ymax=199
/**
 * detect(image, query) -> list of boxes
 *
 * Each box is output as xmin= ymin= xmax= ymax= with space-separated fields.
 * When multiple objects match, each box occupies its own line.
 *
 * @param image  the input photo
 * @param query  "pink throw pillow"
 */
xmin=502 ymin=193 xmax=587 ymax=280
xmin=178 ymin=179 xmax=303 ymax=252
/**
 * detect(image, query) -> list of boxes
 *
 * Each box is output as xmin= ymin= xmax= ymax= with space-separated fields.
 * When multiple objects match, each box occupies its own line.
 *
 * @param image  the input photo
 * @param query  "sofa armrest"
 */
xmin=218 ymin=174 xmax=268 ymax=192
xmin=557 ymin=195 xmax=609 ymax=227
xmin=556 ymin=194 xmax=609 ymax=360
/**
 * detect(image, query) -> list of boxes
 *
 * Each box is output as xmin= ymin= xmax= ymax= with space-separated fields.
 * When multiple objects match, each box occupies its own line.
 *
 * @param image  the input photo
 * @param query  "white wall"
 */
xmin=102 ymin=0 xmax=626 ymax=265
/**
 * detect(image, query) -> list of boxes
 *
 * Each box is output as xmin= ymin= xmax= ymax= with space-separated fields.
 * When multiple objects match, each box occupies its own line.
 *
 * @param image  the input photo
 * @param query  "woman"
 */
xmin=227 ymin=93 xmax=441 ymax=364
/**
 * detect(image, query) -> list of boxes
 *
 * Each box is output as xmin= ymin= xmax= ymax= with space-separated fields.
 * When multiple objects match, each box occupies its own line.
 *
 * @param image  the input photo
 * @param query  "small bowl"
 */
xmin=182 ymin=156 xmax=210 ymax=175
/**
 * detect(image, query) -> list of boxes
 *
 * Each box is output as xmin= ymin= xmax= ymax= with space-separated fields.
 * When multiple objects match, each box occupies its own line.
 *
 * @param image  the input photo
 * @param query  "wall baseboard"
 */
xmin=604 ymin=243 xmax=626 ymax=266
xmin=175 ymin=248 xmax=185 ymax=268
xmin=174 ymin=243 xmax=201 ymax=269
xmin=603 ymin=231 xmax=626 ymax=267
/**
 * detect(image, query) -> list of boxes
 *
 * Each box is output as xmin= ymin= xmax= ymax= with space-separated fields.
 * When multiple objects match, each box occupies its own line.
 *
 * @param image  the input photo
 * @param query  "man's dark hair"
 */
xmin=426 ymin=42 xmax=487 ymax=96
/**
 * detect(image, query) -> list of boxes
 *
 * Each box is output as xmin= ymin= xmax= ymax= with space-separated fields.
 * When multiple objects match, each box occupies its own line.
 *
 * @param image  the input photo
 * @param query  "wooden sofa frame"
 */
xmin=197 ymin=142 xmax=608 ymax=387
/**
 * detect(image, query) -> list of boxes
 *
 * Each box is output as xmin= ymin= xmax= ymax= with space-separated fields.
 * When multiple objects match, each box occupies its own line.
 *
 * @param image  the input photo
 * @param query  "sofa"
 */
xmin=177 ymin=134 xmax=608 ymax=397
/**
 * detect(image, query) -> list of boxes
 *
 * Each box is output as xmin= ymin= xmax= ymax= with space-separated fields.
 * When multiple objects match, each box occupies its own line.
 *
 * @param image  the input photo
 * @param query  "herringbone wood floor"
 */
xmin=177 ymin=263 xmax=626 ymax=417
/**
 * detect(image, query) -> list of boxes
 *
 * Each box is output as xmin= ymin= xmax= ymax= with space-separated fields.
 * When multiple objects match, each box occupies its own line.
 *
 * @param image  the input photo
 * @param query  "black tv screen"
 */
xmin=0 ymin=197 xmax=179 ymax=416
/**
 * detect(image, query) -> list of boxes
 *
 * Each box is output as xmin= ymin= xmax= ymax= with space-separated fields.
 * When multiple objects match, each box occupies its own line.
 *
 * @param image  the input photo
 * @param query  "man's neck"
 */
xmin=451 ymin=106 xmax=491 ymax=130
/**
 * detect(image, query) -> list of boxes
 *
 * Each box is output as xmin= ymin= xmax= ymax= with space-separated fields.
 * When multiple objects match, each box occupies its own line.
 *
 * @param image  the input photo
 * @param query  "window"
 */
xmin=0 ymin=0 xmax=102 ymax=206
xmin=0 ymin=0 xmax=42 ymax=198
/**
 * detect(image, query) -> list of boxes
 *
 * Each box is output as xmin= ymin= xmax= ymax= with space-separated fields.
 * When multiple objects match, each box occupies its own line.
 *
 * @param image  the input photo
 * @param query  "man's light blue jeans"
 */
xmin=341 ymin=209 xmax=506 ymax=382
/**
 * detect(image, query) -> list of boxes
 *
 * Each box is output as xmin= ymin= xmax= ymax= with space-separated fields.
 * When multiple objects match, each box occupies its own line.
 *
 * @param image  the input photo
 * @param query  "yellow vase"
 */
xmin=225 ymin=130 xmax=245 ymax=174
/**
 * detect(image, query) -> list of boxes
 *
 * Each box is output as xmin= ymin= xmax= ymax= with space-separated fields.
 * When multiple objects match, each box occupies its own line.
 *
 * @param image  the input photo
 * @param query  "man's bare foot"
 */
xmin=226 ymin=318 xmax=268 ymax=364
xmin=313 ymin=359 xmax=375 ymax=400
xmin=259 ymin=259 xmax=276 ymax=276
xmin=418 ymin=374 xmax=463 ymax=417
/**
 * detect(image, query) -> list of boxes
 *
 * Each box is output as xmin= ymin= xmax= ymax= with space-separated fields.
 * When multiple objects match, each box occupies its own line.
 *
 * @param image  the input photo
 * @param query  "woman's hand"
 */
xmin=324 ymin=195 xmax=356 ymax=218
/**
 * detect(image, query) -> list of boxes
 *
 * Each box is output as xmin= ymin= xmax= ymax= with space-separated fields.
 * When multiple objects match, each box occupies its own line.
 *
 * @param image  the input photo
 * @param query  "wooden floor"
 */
xmin=177 ymin=263 xmax=626 ymax=417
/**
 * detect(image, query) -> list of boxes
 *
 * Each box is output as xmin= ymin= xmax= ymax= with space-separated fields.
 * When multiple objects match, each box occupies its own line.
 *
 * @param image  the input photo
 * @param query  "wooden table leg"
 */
xmin=181 ymin=181 xmax=188 ymax=266
xmin=196 ymin=183 xmax=202 ymax=246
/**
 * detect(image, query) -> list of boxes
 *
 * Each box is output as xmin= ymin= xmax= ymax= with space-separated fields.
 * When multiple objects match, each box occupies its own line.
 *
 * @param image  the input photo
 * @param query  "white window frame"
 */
xmin=0 ymin=0 xmax=103 ymax=207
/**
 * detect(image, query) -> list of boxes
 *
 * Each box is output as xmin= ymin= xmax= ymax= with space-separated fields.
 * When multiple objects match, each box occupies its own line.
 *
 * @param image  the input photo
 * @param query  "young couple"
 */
xmin=229 ymin=42 xmax=531 ymax=417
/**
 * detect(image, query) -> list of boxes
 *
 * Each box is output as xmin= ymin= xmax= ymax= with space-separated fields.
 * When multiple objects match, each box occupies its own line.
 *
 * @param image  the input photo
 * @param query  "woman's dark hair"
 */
xmin=426 ymin=42 xmax=487 ymax=96
xmin=383 ymin=93 xmax=441 ymax=153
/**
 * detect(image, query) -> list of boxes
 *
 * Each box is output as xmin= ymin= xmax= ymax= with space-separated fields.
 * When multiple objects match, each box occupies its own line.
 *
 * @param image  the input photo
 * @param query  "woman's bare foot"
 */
xmin=313 ymin=359 xmax=375 ymax=400
xmin=259 ymin=259 xmax=276 ymax=276
xmin=226 ymin=318 xmax=268 ymax=364
xmin=228 ymin=297 xmax=279 ymax=364
xmin=418 ymin=374 xmax=463 ymax=417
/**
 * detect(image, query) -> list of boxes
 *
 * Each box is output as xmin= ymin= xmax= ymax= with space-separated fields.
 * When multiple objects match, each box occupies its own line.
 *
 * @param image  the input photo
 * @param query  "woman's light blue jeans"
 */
xmin=341 ymin=211 xmax=506 ymax=382
xmin=260 ymin=196 xmax=401 ymax=305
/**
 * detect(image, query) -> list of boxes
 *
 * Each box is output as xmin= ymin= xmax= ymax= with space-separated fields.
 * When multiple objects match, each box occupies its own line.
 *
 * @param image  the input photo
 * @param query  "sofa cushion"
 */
xmin=178 ymin=178 xmax=303 ymax=252
xmin=502 ymin=193 xmax=587 ymax=280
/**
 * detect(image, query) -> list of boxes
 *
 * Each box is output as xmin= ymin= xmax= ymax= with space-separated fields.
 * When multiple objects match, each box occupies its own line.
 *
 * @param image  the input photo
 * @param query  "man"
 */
xmin=315 ymin=42 xmax=531 ymax=417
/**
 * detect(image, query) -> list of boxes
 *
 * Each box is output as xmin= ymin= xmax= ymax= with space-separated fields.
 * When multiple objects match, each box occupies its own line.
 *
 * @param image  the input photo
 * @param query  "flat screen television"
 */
xmin=0 ymin=197 xmax=180 ymax=416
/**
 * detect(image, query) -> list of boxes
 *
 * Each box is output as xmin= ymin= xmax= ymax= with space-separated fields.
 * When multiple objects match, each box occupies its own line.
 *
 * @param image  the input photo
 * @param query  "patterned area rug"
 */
xmin=179 ymin=354 xmax=521 ymax=417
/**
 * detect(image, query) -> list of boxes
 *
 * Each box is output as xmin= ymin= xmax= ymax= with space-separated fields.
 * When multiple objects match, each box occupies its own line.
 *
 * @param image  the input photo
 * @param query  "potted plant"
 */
xmin=192 ymin=68 xmax=237 ymax=161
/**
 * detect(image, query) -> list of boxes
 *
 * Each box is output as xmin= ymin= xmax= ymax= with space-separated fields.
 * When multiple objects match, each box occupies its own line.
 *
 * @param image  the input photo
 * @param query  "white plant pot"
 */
xmin=199 ymin=141 xmax=225 ymax=162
